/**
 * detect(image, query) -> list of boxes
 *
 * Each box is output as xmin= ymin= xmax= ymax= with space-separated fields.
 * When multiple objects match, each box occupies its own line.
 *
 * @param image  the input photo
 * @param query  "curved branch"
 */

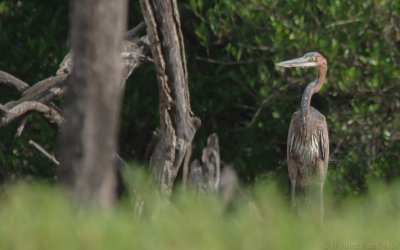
xmin=0 ymin=36 xmax=151 ymax=128
xmin=0 ymin=101 xmax=65 ymax=126
xmin=0 ymin=71 xmax=30 ymax=93
xmin=125 ymin=21 xmax=146 ymax=39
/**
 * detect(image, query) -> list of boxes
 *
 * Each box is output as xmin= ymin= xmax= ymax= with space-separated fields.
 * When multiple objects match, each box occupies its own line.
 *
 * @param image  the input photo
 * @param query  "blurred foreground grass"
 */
xmin=0 ymin=170 xmax=399 ymax=250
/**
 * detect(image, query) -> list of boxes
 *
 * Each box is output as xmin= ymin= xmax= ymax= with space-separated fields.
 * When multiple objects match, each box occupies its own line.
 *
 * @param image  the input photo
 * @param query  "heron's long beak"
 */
xmin=276 ymin=56 xmax=317 ymax=68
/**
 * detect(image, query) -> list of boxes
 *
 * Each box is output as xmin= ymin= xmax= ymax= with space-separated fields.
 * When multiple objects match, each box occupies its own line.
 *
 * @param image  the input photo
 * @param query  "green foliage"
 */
xmin=0 ymin=0 xmax=68 ymax=79
xmin=0 ymin=0 xmax=68 ymax=179
xmin=182 ymin=0 xmax=400 ymax=194
xmin=1 ymin=0 xmax=400 ymax=197
xmin=0 ymin=179 xmax=399 ymax=249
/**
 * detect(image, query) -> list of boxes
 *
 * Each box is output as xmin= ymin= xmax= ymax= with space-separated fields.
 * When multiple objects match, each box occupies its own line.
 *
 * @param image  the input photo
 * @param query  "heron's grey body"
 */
xmin=287 ymin=107 xmax=329 ymax=187
xmin=277 ymin=52 xmax=329 ymax=220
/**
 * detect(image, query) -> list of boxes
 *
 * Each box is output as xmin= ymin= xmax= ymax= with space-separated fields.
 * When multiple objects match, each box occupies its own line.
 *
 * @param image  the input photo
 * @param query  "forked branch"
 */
xmin=0 ymin=101 xmax=64 ymax=126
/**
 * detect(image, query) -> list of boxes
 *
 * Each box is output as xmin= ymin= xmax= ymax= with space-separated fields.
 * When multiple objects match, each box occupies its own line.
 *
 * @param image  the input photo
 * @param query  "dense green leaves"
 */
xmin=0 ymin=0 xmax=68 ymax=180
xmin=1 ymin=0 xmax=399 ymax=196
xmin=183 ymin=0 xmax=400 ymax=194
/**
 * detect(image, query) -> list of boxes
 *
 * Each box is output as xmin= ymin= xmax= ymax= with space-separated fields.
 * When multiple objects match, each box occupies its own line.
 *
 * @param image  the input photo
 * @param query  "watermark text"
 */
xmin=323 ymin=242 xmax=400 ymax=249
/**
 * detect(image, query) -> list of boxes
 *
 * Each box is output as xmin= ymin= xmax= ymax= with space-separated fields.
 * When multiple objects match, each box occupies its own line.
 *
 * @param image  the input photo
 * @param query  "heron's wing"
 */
xmin=317 ymin=116 xmax=329 ymax=182
xmin=287 ymin=112 xmax=298 ymax=160
xmin=317 ymin=119 xmax=329 ymax=162
xmin=287 ymin=112 xmax=299 ymax=182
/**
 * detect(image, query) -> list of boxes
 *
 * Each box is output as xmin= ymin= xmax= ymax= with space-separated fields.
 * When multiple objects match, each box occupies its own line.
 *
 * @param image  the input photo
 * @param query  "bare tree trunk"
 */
xmin=139 ymin=0 xmax=201 ymax=196
xmin=59 ymin=0 xmax=127 ymax=209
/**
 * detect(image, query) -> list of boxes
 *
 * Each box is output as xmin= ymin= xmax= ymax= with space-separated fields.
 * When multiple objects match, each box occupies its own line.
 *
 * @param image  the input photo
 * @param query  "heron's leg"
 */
xmin=320 ymin=181 xmax=324 ymax=223
xmin=288 ymin=159 xmax=298 ymax=208
xmin=317 ymin=159 xmax=327 ymax=223
xmin=291 ymin=180 xmax=296 ymax=208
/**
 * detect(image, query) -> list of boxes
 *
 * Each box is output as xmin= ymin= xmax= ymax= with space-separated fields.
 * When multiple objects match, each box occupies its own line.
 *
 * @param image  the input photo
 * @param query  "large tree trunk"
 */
xmin=140 ymin=0 xmax=201 ymax=196
xmin=59 ymin=0 xmax=127 ymax=209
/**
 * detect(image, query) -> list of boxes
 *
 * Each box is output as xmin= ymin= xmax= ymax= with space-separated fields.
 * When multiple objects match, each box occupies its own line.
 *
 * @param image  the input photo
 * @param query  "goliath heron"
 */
xmin=277 ymin=52 xmax=329 ymax=216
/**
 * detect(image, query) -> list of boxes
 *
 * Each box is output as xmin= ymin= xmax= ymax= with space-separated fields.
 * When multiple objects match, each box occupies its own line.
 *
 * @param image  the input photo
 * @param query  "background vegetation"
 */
xmin=1 ymin=1 xmax=400 ymax=248
xmin=1 ymin=0 xmax=400 ymax=196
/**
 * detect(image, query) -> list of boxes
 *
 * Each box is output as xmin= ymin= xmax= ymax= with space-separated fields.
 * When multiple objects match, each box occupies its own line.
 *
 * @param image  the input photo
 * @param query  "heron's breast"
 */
xmin=291 ymin=133 xmax=320 ymax=176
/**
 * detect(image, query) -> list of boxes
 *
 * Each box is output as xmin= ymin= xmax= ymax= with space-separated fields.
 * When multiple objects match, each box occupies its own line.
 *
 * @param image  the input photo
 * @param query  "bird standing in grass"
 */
xmin=276 ymin=52 xmax=329 ymax=218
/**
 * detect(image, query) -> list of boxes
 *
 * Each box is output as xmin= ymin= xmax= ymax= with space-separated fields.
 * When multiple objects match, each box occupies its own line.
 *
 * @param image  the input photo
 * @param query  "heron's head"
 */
xmin=276 ymin=52 xmax=327 ymax=68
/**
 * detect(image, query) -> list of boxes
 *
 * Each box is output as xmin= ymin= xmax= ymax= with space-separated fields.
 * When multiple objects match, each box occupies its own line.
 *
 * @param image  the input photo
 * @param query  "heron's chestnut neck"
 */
xmin=300 ymin=64 xmax=327 ymax=128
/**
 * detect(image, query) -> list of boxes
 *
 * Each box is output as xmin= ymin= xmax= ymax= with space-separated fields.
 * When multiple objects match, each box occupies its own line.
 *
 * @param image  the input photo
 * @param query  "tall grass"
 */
xmin=0 ymin=170 xmax=399 ymax=250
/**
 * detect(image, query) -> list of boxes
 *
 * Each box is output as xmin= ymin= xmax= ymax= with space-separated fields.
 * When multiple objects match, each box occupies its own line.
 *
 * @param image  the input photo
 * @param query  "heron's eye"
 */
xmin=309 ymin=57 xmax=315 ymax=61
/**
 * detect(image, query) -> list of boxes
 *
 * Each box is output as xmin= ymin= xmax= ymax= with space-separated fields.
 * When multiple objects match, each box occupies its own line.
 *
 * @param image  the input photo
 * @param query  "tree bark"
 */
xmin=139 ymin=0 xmax=201 ymax=196
xmin=188 ymin=134 xmax=220 ymax=192
xmin=59 ymin=0 xmax=127 ymax=209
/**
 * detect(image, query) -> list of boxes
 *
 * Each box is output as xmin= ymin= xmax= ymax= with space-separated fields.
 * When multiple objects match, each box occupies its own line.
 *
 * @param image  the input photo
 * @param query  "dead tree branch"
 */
xmin=6 ymin=74 xmax=69 ymax=110
xmin=0 ymin=28 xmax=151 ymax=189
xmin=140 ymin=0 xmax=201 ymax=196
xmin=0 ymin=70 xmax=30 ymax=93
xmin=125 ymin=21 xmax=146 ymax=39
xmin=29 ymin=140 xmax=60 ymax=165
xmin=15 ymin=116 xmax=29 ymax=137
xmin=0 ymin=101 xmax=65 ymax=126
xmin=0 ymin=36 xmax=150 ymax=129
